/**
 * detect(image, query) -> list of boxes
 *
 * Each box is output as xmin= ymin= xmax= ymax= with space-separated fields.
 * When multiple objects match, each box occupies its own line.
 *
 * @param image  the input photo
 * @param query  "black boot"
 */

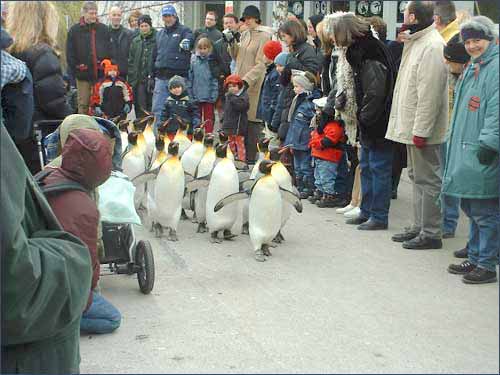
xmin=300 ymin=177 xmax=314 ymax=199
xmin=308 ymin=189 xmax=322 ymax=204
xmin=316 ymin=194 xmax=338 ymax=208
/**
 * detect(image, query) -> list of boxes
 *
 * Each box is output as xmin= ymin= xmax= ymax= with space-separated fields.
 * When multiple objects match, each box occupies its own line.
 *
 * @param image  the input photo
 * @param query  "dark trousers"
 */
xmin=134 ymin=82 xmax=153 ymax=119
xmin=245 ymin=121 xmax=264 ymax=163
xmin=360 ymin=142 xmax=393 ymax=225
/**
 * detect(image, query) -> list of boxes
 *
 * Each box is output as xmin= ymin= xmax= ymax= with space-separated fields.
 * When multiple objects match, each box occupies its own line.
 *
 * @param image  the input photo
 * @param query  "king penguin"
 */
xmin=206 ymin=143 xmax=239 ymax=243
xmin=152 ymin=141 xmax=185 ymax=241
xmin=194 ymin=134 xmax=216 ymax=233
xmin=122 ymin=132 xmax=147 ymax=209
xmin=270 ymin=148 xmax=293 ymax=243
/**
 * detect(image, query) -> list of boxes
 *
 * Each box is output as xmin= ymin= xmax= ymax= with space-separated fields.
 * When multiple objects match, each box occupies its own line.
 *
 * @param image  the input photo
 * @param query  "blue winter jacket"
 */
xmin=442 ymin=42 xmax=499 ymax=199
xmin=187 ymin=54 xmax=219 ymax=103
xmin=284 ymin=90 xmax=320 ymax=151
xmin=153 ymin=20 xmax=193 ymax=78
xmin=257 ymin=63 xmax=281 ymax=125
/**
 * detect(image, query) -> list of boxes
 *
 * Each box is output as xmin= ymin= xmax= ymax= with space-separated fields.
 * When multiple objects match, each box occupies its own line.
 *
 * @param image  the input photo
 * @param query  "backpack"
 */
xmin=34 ymin=168 xmax=89 ymax=197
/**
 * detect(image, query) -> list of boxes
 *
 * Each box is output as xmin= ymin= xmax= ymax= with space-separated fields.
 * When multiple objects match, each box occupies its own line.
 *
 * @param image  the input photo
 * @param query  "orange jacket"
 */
xmin=309 ymin=121 xmax=345 ymax=163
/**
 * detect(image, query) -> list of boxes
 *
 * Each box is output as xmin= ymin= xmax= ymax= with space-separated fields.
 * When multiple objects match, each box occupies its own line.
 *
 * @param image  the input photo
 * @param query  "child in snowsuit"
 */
xmin=309 ymin=97 xmax=346 ymax=207
xmin=187 ymin=37 xmax=219 ymax=133
xmin=222 ymin=74 xmax=250 ymax=160
xmin=159 ymin=75 xmax=200 ymax=140
xmin=257 ymin=40 xmax=282 ymax=134
xmin=91 ymin=59 xmax=133 ymax=120
xmin=284 ymin=70 xmax=319 ymax=199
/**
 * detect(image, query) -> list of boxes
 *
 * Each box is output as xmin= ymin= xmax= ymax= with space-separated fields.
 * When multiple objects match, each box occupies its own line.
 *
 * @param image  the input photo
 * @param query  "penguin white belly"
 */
xmin=272 ymin=163 xmax=293 ymax=228
xmin=242 ymin=199 xmax=250 ymax=224
xmin=175 ymin=135 xmax=192 ymax=157
xmin=194 ymin=151 xmax=216 ymax=223
xmin=123 ymin=152 xmax=146 ymax=208
xmin=181 ymin=143 xmax=204 ymax=176
xmin=206 ymin=159 xmax=239 ymax=232
xmin=120 ymin=132 xmax=128 ymax=154
xmin=154 ymin=160 xmax=185 ymax=230
xmin=249 ymin=177 xmax=282 ymax=251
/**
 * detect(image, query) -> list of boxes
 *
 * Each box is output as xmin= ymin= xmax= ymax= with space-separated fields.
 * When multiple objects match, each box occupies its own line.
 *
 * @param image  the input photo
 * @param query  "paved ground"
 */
xmin=80 ymin=173 xmax=499 ymax=374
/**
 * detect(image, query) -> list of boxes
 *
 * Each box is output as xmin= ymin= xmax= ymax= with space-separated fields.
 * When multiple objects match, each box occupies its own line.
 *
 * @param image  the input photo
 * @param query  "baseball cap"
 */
xmin=161 ymin=4 xmax=177 ymax=17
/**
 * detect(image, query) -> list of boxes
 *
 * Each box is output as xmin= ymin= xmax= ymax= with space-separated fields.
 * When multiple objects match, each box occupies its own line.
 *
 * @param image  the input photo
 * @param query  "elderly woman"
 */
xmin=228 ymin=5 xmax=271 ymax=163
xmin=445 ymin=16 xmax=499 ymax=285
xmin=324 ymin=12 xmax=396 ymax=230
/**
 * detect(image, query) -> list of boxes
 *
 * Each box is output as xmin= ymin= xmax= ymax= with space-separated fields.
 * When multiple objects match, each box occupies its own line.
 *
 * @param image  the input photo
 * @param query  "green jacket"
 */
xmin=1 ymin=120 xmax=92 ymax=374
xmin=442 ymin=42 xmax=499 ymax=199
xmin=127 ymin=29 xmax=156 ymax=89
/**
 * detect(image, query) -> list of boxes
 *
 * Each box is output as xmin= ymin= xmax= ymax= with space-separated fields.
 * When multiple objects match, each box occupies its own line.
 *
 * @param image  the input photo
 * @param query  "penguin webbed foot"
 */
xmin=254 ymin=248 xmax=266 ymax=262
xmin=241 ymin=222 xmax=249 ymax=235
xmin=154 ymin=223 xmax=163 ymax=238
xmin=262 ymin=244 xmax=272 ymax=256
xmin=191 ymin=212 xmax=198 ymax=223
xmin=210 ymin=231 xmax=223 ymax=244
xmin=180 ymin=209 xmax=189 ymax=221
xmin=197 ymin=222 xmax=207 ymax=233
xmin=167 ymin=229 xmax=178 ymax=242
xmin=272 ymin=231 xmax=285 ymax=243
xmin=223 ymin=230 xmax=237 ymax=240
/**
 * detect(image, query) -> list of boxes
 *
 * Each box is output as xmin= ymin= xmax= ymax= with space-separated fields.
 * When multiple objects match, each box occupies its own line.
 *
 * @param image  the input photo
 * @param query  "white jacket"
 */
xmin=385 ymin=25 xmax=449 ymax=145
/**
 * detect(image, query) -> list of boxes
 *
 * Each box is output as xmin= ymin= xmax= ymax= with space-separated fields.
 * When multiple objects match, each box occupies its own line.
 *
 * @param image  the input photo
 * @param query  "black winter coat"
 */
xmin=159 ymin=91 xmax=200 ymax=134
xmin=15 ymin=44 xmax=73 ymax=123
xmin=194 ymin=26 xmax=223 ymax=44
xmin=346 ymin=36 xmax=395 ymax=146
xmin=222 ymin=90 xmax=250 ymax=136
xmin=109 ymin=26 xmax=134 ymax=78
xmin=66 ymin=18 xmax=113 ymax=82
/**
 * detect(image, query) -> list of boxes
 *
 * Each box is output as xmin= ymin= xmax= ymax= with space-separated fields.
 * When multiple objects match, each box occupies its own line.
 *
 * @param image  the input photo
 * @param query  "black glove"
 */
xmin=146 ymin=76 xmax=155 ymax=94
xmin=242 ymin=80 xmax=249 ymax=91
xmin=477 ymin=146 xmax=498 ymax=165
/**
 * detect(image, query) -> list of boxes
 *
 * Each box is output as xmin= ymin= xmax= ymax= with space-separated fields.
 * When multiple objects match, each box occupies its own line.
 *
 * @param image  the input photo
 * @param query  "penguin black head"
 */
xmin=176 ymin=115 xmax=189 ymax=132
xmin=258 ymin=137 xmax=270 ymax=153
xmin=128 ymin=131 xmax=139 ymax=145
xmin=215 ymin=142 xmax=229 ymax=158
xmin=204 ymin=134 xmax=215 ymax=148
xmin=133 ymin=118 xmax=147 ymax=133
xmin=168 ymin=141 xmax=180 ymax=156
xmin=118 ymin=119 xmax=129 ymax=132
xmin=155 ymin=136 xmax=165 ymax=152
xmin=269 ymin=147 xmax=281 ymax=161
xmin=158 ymin=120 xmax=169 ymax=136
xmin=259 ymin=159 xmax=275 ymax=175
xmin=218 ymin=130 xmax=228 ymax=143
xmin=193 ymin=127 xmax=205 ymax=142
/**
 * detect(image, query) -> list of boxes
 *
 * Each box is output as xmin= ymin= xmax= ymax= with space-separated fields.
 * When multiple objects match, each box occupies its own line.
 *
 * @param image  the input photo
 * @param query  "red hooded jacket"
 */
xmin=43 ymin=128 xmax=112 ymax=310
xmin=309 ymin=121 xmax=345 ymax=163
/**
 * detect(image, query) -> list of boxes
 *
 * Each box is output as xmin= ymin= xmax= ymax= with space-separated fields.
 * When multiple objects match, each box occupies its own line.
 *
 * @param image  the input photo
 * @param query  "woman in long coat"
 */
xmin=229 ymin=5 xmax=271 ymax=163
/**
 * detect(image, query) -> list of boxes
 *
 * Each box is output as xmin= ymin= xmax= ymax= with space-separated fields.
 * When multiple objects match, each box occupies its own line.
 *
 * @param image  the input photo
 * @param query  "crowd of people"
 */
xmin=1 ymin=0 xmax=499 ymax=373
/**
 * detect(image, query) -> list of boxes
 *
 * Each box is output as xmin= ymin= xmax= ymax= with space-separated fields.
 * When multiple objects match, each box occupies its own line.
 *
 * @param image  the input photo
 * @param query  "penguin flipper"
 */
xmin=132 ymin=166 xmax=161 ymax=186
xmin=214 ymin=192 xmax=249 ymax=212
xmin=279 ymin=187 xmax=303 ymax=213
xmin=186 ymin=177 xmax=210 ymax=193
xmin=234 ymin=160 xmax=249 ymax=171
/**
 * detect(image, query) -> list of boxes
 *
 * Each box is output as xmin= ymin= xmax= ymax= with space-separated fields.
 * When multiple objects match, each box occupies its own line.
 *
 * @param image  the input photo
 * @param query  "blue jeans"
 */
xmin=334 ymin=152 xmax=349 ymax=196
xmin=442 ymin=194 xmax=460 ymax=234
xmin=461 ymin=198 xmax=500 ymax=272
xmin=360 ymin=143 xmax=393 ymax=225
xmin=441 ymin=143 xmax=460 ymax=234
xmin=81 ymin=292 xmax=121 ymax=334
xmin=151 ymin=78 xmax=170 ymax=130
xmin=293 ymin=150 xmax=313 ymax=181
xmin=314 ymin=159 xmax=339 ymax=194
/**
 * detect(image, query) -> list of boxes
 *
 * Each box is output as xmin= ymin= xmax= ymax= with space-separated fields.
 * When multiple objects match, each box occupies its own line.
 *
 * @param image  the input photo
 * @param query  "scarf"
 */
xmin=335 ymin=47 xmax=358 ymax=145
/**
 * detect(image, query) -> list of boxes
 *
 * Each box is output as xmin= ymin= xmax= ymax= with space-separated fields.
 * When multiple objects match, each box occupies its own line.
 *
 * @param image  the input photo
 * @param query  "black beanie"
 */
xmin=309 ymin=14 xmax=324 ymax=32
xmin=444 ymin=34 xmax=470 ymax=64
xmin=240 ymin=5 xmax=260 ymax=22
xmin=138 ymin=14 xmax=152 ymax=27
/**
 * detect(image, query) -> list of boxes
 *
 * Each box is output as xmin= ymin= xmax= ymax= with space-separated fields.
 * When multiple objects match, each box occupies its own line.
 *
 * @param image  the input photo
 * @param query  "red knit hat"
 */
xmin=262 ymin=40 xmax=283 ymax=61
xmin=224 ymin=74 xmax=244 ymax=90
xmin=101 ymin=59 xmax=119 ymax=76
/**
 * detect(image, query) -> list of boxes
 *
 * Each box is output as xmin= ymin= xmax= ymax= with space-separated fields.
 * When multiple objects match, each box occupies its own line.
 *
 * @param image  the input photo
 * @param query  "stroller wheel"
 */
xmin=135 ymin=240 xmax=155 ymax=294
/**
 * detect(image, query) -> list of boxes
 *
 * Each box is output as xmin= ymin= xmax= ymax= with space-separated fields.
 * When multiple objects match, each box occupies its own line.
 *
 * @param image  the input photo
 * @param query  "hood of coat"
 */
xmin=60 ymin=128 xmax=112 ymax=190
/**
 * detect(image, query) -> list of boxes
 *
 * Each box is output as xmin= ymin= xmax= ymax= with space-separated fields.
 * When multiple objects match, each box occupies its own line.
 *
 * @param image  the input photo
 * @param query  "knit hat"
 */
xmin=224 ymin=74 xmax=244 ymax=90
xmin=274 ymin=52 xmax=289 ymax=67
xmin=101 ymin=59 xmax=119 ymax=76
xmin=161 ymin=4 xmax=177 ymax=17
xmin=460 ymin=16 xmax=497 ymax=42
xmin=168 ymin=75 xmax=186 ymax=91
xmin=263 ymin=40 xmax=283 ymax=61
xmin=240 ymin=5 xmax=260 ymax=22
xmin=291 ymin=70 xmax=315 ymax=92
xmin=444 ymin=34 xmax=470 ymax=64
xmin=138 ymin=14 xmax=152 ymax=27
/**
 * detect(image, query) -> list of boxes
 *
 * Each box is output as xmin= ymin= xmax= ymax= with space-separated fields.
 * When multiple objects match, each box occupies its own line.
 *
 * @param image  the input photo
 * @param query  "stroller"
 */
xmin=34 ymin=117 xmax=155 ymax=294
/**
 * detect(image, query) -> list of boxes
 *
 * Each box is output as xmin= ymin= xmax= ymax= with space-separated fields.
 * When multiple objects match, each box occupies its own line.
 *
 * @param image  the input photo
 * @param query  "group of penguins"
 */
xmin=119 ymin=115 xmax=303 ymax=262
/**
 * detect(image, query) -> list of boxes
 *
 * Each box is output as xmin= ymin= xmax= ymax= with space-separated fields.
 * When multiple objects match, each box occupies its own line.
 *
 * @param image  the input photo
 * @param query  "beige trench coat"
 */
xmin=229 ymin=25 xmax=272 ymax=122
xmin=385 ymin=25 xmax=449 ymax=145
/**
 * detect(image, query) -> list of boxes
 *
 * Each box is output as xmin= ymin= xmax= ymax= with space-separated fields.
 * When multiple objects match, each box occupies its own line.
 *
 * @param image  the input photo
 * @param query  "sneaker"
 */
xmin=454 ymin=247 xmax=468 ymax=259
xmin=336 ymin=204 xmax=356 ymax=214
xmin=462 ymin=267 xmax=497 ymax=284
xmin=402 ymin=235 xmax=443 ymax=250
xmin=391 ymin=227 xmax=420 ymax=243
xmin=448 ymin=260 xmax=476 ymax=275
xmin=357 ymin=219 xmax=388 ymax=231
xmin=344 ymin=206 xmax=361 ymax=219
